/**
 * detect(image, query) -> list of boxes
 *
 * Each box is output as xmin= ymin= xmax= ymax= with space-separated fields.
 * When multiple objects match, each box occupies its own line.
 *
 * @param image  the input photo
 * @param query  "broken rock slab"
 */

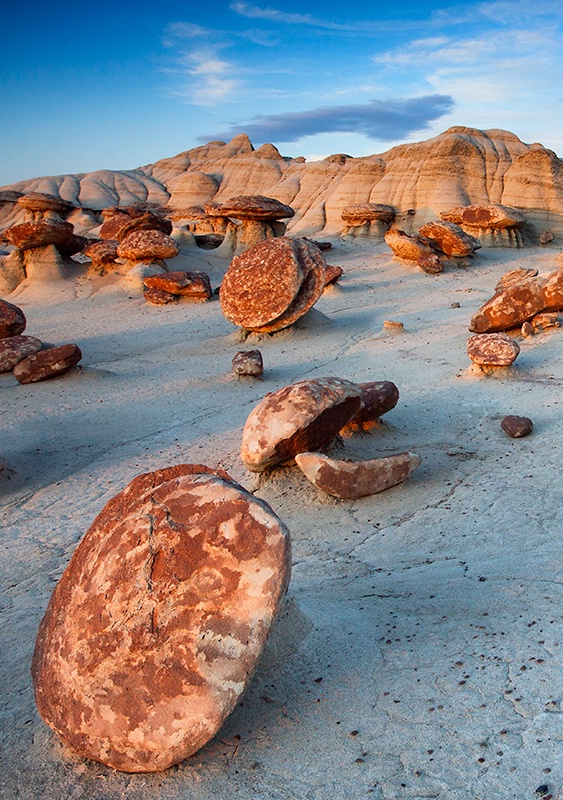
xmin=13 ymin=343 xmax=82 ymax=384
xmin=295 ymin=451 xmax=421 ymax=499
xmin=32 ymin=464 xmax=291 ymax=773
xmin=240 ymin=377 xmax=362 ymax=472
xmin=0 ymin=335 xmax=43 ymax=372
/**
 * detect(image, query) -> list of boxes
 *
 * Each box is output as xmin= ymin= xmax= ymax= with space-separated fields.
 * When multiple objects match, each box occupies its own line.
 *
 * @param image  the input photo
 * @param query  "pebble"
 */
xmin=232 ymin=349 xmax=264 ymax=377
xmin=501 ymin=415 xmax=533 ymax=438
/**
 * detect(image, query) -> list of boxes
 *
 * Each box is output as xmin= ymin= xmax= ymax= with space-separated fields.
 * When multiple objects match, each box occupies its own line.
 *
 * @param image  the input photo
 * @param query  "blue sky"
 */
xmin=1 ymin=0 xmax=562 ymax=185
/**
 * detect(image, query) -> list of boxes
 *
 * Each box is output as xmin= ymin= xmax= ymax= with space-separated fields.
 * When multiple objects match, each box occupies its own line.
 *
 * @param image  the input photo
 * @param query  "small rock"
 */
xmin=0 ymin=299 xmax=26 ymax=339
xmin=531 ymin=312 xmax=562 ymax=330
xmin=0 ymin=335 xmax=43 ymax=372
xmin=451 ymin=301 xmax=461 ymax=308
xmin=521 ymin=321 xmax=534 ymax=337
xmin=383 ymin=320 xmax=404 ymax=331
xmin=418 ymin=254 xmax=444 ymax=274
xmin=232 ymin=350 xmax=264 ymax=377
xmin=324 ymin=265 xmax=343 ymax=286
xmin=144 ymin=271 xmax=212 ymax=301
xmin=385 ymin=229 xmax=435 ymax=262
xmin=467 ymin=333 xmax=520 ymax=366
xmin=539 ymin=230 xmax=554 ymax=245
xmin=13 ymin=343 xmax=82 ymax=384
xmin=501 ymin=415 xmax=533 ymax=438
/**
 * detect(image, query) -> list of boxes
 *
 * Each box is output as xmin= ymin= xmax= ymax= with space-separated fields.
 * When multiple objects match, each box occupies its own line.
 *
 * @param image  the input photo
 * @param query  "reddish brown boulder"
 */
xmin=250 ymin=238 xmax=325 ymax=334
xmin=418 ymin=221 xmax=480 ymax=258
xmin=344 ymin=381 xmax=400 ymax=432
xmin=99 ymin=213 xmax=133 ymax=240
xmin=295 ymin=451 xmax=421 ymax=499
xmin=32 ymin=464 xmax=291 ymax=772
xmin=18 ymin=192 xmax=73 ymax=214
xmin=240 ymin=377 xmax=362 ymax=471
xmin=220 ymin=237 xmax=305 ymax=329
xmin=467 ymin=333 xmax=520 ymax=366
xmin=384 ymin=229 xmax=435 ymax=262
xmin=205 ymin=196 xmax=294 ymax=221
xmin=232 ymin=349 xmax=264 ymax=377
xmin=13 ymin=343 xmax=82 ymax=383
xmin=84 ymin=239 xmax=120 ymax=273
xmin=501 ymin=415 xmax=533 ymax=438
xmin=541 ymin=268 xmax=563 ymax=311
xmin=0 ymin=299 xmax=26 ymax=339
xmin=3 ymin=220 xmax=74 ymax=250
xmin=57 ymin=234 xmax=91 ymax=258
xmin=324 ymin=265 xmax=344 ymax=286
xmin=143 ymin=287 xmax=179 ymax=305
xmin=0 ymin=335 xmax=42 ymax=372
xmin=115 ymin=212 xmax=173 ymax=241
xmin=469 ymin=279 xmax=546 ymax=332
xmin=495 ymin=268 xmax=538 ymax=292
xmin=117 ymin=230 xmax=180 ymax=262
xmin=144 ymin=271 xmax=212 ymax=301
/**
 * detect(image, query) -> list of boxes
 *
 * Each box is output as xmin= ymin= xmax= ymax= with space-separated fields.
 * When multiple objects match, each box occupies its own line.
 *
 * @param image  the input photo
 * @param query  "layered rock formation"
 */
xmin=1 ymin=127 xmax=561 ymax=240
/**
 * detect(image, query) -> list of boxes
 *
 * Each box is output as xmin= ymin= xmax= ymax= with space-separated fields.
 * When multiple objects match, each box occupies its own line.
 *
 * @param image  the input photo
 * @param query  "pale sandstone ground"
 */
xmin=1 ymin=238 xmax=563 ymax=800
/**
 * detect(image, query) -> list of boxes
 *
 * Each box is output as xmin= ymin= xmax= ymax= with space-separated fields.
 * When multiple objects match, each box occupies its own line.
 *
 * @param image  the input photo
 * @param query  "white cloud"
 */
xmin=168 ymin=49 xmax=240 ymax=105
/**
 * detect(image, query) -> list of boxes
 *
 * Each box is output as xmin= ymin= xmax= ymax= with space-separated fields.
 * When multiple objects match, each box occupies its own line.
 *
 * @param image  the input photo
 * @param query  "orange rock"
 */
xmin=144 ymin=271 xmax=212 ymax=300
xmin=418 ymin=221 xmax=480 ymax=257
xmin=205 ymin=195 xmax=294 ymax=221
xmin=295 ymin=451 xmax=421 ymax=499
xmin=469 ymin=279 xmax=546 ymax=332
xmin=541 ymin=268 xmax=563 ymax=311
xmin=115 ymin=211 xmax=173 ymax=241
xmin=384 ymin=229 xmax=435 ymax=262
xmin=18 ymin=192 xmax=73 ymax=214
xmin=143 ymin=286 xmax=179 ymax=305
xmin=3 ymin=219 xmax=74 ymax=250
xmin=32 ymin=465 xmax=291 ymax=772
xmin=240 ymin=377 xmax=362 ymax=471
xmin=117 ymin=230 xmax=180 ymax=261
xmin=467 ymin=333 xmax=520 ymax=366
xmin=324 ymin=265 xmax=343 ymax=286
xmin=348 ymin=381 xmax=399 ymax=427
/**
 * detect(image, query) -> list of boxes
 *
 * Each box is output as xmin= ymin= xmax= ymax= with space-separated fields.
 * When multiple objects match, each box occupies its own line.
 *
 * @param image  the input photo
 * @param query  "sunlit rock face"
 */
xmin=2 ymin=127 xmax=562 ymax=239
xmin=32 ymin=465 xmax=291 ymax=773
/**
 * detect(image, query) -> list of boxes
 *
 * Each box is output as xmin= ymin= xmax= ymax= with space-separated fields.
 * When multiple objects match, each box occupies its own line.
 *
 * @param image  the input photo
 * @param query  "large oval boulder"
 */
xmin=117 ymin=230 xmax=180 ymax=262
xmin=469 ymin=279 xmax=546 ymax=332
xmin=3 ymin=219 xmax=74 ymax=250
xmin=32 ymin=464 xmax=291 ymax=773
xmin=13 ymin=343 xmax=82 ymax=383
xmin=240 ymin=377 xmax=362 ymax=471
xmin=0 ymin=299 xmax=26 ymax=339
xmin=418 ymin=221 xmax=480 ymax=258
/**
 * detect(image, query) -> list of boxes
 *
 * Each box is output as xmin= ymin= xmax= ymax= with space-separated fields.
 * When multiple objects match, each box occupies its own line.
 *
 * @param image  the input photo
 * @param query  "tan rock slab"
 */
xmin=220 ymin=237 xmax=305 ymax=329
xmin=13 ymin=343 xmax=82 ymax=383
xmin=18 ymin=192 xmax=73 ymax=214
xmin=205 ymin=196 xmax=294 ymax=221
xmin=460 ymin=204 xmax=526 ymax=230
xmin=0 ymin=335 xmax=43 ymax=372
xmin=341 ymin=203 xmax=395 ymax=224
xmin=32 ymin=464 xmax=291 ymax=773
xmin=240 ymin=377 xmax=362 ymax=472
xmin=0 ymin=299 xmax=26 ymax=339
xmin=295 ymin=451 xmax=422 ymax=499
xmin=467 ymin=333 xmax=520 ymax=366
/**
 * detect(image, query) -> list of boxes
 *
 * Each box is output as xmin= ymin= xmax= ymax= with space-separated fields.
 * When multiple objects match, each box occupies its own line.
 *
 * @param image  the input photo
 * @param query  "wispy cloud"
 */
xmin=201 ymin=95 xmax=455 ymax=144
xmin=168 ymin=49 xmax=240 ymax=105
xmin=229 ymin=2 xmax=359 ymax=30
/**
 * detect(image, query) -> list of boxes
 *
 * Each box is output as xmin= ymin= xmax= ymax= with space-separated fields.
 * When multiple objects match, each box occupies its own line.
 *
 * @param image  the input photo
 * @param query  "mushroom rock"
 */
xmin=84 ymin=240 xmax=120 ymax=274
xmin=115 ymin=211 xmax=173 ymax=241
xmin=342 ymin=381 xmax=400 ymax=433
xmin=4 ymin=219 xmax=74 ymax=250
xmin=31 ymin=464 xmax=291 ymax=773
xmin=384 ymin=229 xmax=436 ymax=262
xmin=117 ymin=230 xmax=180 ymax=262
xmin=22 ymin=243 xmax=70 ymax=282
xmin=13 ymin=343 xmax=82 ymax=383
xmin=18 ymin=191 xmax=73 ymax=221
xmin=206 ymin=196 xmax=294 ymax=257
xmin=220 ymin=236 xmax=326 ymax=333
xmin=441 ymin=204 xmax=527 ymax=247
xmin=469 ymin=277 xmax=547 ymax=332
xmin=0 ymin=335 xmax=43 ymax=372
xmin=341 ymin=203 xmax=395 ymax=239
xmin=417 ymin=220 xmax=480 ymax=258
xmin=0 ymin=299 xmax=26 ymax=338
xmin=240 ymin=377 xmax=363 ymax=472
xmin=467 ymin=333 xmax=520 ymax=367
xmin=143 ymin=271 xmax=212 ymax=301
xmin=294 ymin=450 xmax=422 ymax=499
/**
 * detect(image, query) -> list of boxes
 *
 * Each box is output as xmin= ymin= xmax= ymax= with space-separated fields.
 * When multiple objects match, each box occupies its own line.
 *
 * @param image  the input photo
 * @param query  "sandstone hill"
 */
xmin=1 ymin=127 xmax=562 ymax=240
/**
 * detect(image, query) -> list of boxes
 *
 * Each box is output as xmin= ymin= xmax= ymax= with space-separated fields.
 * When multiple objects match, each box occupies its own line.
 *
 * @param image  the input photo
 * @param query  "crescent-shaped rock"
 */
xmin=295 ymin=451 xmax=421 ymax=499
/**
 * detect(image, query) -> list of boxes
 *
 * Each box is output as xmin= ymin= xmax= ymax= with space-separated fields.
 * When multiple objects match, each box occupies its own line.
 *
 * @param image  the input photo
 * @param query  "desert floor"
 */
xmin=1 ymin=239 xmax=563 ymax=800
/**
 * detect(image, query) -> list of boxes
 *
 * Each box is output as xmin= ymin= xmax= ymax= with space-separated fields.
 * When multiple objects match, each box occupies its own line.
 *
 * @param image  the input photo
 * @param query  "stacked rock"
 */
xmin=0 ymin=298 xmax=81 ymax=383
xmin=240 ymin=376 xmax=420 ymax=499
xmin=220 ymin=237 xmax=326 ymax=334
xmin=341 ymin=203 xmax=395 ymax=239
xmin=384 ymin=222 xmax=480 ymax=273
xmin=1 ymin=192 xmax=86 ymax=290
xmin=441 ymin=204 xmax=526 ymax=248
xmin=32 ymin=464 xmax=291 ymax=772
xmin=205 ymin=195 xmax=295 ymax=257
xmin=143 ymin=271 xmax=212 ymax=305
